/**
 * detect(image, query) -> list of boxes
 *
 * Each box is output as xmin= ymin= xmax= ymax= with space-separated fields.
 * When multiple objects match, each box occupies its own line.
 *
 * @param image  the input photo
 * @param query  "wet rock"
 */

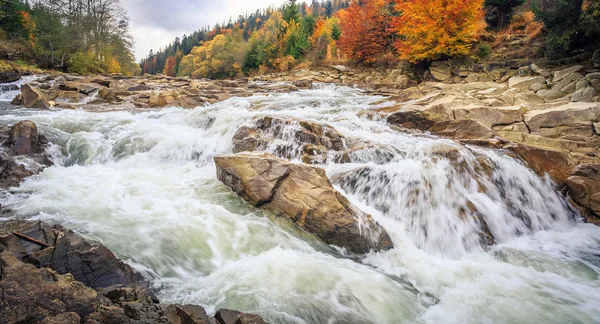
xmin=0 ymin=72 xmax=21 ymax=83
xmin=0 ymin=251 xmax=99 ymax=323
xmin=292 ymin=78 xmax=313 ymax=89
xmin=1 ymin=83 xmax=19 ymax=92
xmin=0 ymin=153 xmax=35 ymax=189
xmin=232 ymin=117 xmax=345 ymax=163
xmin=0 ymin=220 xmax=266 ymax=324
xmin=507 ymin=143 xmax=574 ymax=185
xmin=21 ymin=84 xmax=51 ymax=109
xmin=387 ymin=110 xmax=435 ymax=131
xmin=4 ymin=120 xmax=44 ymax=156
xmin=41 ymin=312 xmax=81 ymax=324
xmin=215 ymin=309 xmax=266 ymax=324
xmin=0 ymin=220 xmax=141 ymax=290
xmin=215 ymin=152 xmax=393 ymax=253
xmin=566 ymin=164 xmax=600 ymax=224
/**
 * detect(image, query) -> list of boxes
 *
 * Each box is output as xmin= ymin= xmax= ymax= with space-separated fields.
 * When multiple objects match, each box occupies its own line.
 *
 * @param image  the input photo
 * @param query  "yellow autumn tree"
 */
xmin=392 ymin=0 xmax=484 ymax=62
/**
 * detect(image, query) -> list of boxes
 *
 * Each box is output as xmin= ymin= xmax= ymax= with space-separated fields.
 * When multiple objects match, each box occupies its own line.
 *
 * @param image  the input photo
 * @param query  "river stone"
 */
xmin=21 ymin=84 xmax=51 ymax=109
xmin=0 ymin=220 xmax=141 ymax=290
xmin=0 ymin=72 xmax=21 ymax=83
xmin=4 ymin=120 xmax=45 ymax=156
xmin=215 ymin=309 xmax=267 ymax=324
xmin=566 ymin=164 xmax=600 ymax=224
xmin=292 ymin=78 xmax=313 ymax=89
xmin=0 ymin=252 xmax=99 ymax=323
xmin=553 ymin=65 xmax=585 ymax=83
xmin=214 ymin=152 xmax=393 ymax=254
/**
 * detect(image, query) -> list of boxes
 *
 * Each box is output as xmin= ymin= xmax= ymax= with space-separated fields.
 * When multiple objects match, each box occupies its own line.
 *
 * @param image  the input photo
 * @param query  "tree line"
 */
xmin=142 ymin=0 xmax=600 ymax=80
xmin=0 ymin=0 xmax=140 ymax=75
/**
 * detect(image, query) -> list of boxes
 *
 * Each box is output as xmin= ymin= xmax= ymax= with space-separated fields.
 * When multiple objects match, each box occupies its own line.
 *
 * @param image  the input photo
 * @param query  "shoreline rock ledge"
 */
xmin=214 ymin=152 xmax=393 ymax=254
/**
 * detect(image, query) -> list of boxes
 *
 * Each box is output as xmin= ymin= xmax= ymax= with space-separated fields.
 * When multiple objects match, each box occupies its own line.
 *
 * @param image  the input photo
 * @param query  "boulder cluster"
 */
xmin=7 ymin=74 xmax=311 ymax=111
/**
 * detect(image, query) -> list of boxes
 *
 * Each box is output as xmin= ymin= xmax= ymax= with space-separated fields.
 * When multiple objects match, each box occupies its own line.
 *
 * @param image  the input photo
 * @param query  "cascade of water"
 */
xmin=0 ymin=85 xmax=598 ymax=324
xmin=0 ymin=75 xmax=38 ymax=102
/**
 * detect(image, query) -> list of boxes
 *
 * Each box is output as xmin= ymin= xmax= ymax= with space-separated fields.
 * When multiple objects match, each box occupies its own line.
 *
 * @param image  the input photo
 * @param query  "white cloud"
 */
xmin=122 ymin=0 xmax=287 ymax=61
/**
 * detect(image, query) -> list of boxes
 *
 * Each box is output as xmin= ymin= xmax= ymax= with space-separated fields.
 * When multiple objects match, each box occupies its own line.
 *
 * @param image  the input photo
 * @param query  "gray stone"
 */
xmin=530 ymin=83 xmax=543 ymax=92
xmin=553 ymin=65 xmax=585 ymax=82
xmin=576 ymin=80 xmax=590 ymax=91
xmin=541 ymin=89 xmax=565 ymax=101
xmin=553 ymin=73 xmax=584 ymax=92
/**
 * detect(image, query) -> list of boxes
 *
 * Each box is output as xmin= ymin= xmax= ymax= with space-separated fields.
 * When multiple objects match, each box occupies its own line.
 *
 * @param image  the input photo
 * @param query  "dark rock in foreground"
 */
xmin=0 ymin=72 xmax=21 ymax=84
xmin=0 ymin=220 xmax=267 ymax=324
xmin=215 ymin=152 xmax=393 ymax=254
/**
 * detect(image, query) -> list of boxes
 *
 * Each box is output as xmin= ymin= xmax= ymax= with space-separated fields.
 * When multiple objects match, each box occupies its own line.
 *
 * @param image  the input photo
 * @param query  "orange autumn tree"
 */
xmin=338 ymin=0 xmax=394 ymax=64
xmin=392 ymin=0 xmax=484 ymax=63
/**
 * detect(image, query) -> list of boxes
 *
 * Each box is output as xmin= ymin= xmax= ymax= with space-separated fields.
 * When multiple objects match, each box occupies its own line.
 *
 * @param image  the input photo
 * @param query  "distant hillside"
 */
xmin=140 ymin=0 xmax=600 ymax=80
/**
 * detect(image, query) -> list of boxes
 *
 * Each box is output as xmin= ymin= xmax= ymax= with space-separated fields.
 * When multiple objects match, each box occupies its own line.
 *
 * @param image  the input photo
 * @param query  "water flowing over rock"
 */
xmin=215 ymin=152 xmax=393 ymax=254
xmin=233 ymin=116 xmax=397 ymax=164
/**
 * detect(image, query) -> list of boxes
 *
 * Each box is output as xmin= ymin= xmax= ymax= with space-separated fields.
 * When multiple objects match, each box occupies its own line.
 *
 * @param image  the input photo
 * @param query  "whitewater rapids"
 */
xmin=0 ymin=83 xmax=599 ymax=323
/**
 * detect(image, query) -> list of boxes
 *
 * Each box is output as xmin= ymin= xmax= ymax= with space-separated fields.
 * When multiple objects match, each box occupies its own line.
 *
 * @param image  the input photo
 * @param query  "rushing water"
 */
xmin=0 ymin=83 xmax=599 ymax=323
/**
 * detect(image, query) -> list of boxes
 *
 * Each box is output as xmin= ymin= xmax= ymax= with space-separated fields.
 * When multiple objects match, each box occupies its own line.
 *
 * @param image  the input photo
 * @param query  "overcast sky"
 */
xmin=122 ymin=0 xmax=288 ymax=61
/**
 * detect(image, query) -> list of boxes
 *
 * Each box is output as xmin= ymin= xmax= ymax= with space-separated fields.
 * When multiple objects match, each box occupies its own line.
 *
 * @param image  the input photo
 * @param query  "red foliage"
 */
xmin=338 ymin=0 xmax=393 ymax=64
xmin=163 ymin=56 xmax=177 ymax=76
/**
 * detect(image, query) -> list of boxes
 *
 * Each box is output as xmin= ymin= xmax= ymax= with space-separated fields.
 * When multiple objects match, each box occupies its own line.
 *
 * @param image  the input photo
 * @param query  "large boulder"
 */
xmin=20 ymin=84 xmax=51 ymax=109
xmin=214 ymin=152 xmax=393 ymax=253
xmin=566 ymin=164 xmax=600 ymax=225
xmin=4 ymin=120 xmax=44 ymax=156
xmin=0 ymin=72 xmax=21 ymax=83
